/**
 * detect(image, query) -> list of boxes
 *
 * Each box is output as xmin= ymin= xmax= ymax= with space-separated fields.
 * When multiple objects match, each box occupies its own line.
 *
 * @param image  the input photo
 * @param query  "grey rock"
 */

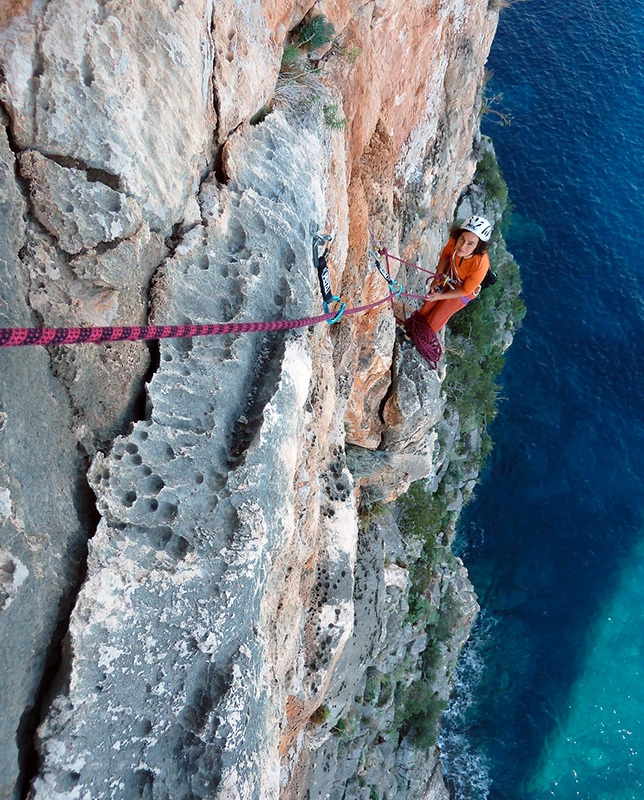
xmin=1 ymin=0 xmax=216 ymax=232
xmin=0 ymin=120 xmax=88 ymax=800
xmin=211 ymin=0 xmax=282 ymax=140
xmin=20 ymin=150 xmax=143 ymax=254
xmin=303 ymin=508 xmax=472 ymax=800
xmin=306 ymin=513 xmax=411 ymax=799
xmin=381 ymin=337 xmax=445 ymax=455
xmin=31 ymin=109 xmax=353 ymax=800
xmin=20 ymin=222 xmax=167 ymax=450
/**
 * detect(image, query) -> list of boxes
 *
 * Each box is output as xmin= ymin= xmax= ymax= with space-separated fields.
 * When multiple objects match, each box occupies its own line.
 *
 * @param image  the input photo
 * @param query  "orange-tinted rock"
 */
xmin=322 ymin=0 xmax=499 ymax=448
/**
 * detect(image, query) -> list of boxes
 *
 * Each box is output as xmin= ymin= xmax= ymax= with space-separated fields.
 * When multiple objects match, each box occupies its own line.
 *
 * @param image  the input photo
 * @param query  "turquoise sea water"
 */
xmin=440 ymin=1 xmax=644 ymax=799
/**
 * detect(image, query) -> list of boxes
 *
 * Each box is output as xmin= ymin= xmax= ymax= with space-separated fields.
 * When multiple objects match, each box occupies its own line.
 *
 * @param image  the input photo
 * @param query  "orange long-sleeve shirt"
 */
xmin=439 ymin=238 xmax=490 ymax=297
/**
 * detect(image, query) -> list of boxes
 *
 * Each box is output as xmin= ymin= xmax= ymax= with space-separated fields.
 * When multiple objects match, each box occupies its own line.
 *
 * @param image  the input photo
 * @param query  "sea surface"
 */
xmin=440 ymin=1 xmax=644 ymax=799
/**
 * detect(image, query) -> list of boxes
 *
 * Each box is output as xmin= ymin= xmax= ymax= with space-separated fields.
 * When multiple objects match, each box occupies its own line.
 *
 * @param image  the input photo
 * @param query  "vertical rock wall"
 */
xmin=0 ymin=0 xmax=499 ymax=798
xmin=0 ymin=118 xmax=92 ymax=799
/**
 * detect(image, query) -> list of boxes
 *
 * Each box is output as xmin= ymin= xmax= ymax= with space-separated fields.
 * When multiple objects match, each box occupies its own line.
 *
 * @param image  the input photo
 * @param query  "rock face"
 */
xmin=0 ymin=1 xmax=501 ymax=799
xmin=0 ymin=119 xmax=92 ymax=800
xmin=298 ymin=511 xmax=479 ymax=800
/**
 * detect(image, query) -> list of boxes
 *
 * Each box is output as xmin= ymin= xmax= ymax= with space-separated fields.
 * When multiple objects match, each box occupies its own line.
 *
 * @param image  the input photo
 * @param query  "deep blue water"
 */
xmin=440 ymin=1 xmax=644 ymax=798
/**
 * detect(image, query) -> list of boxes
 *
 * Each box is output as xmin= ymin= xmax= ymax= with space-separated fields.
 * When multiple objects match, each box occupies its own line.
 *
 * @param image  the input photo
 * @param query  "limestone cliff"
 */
xmin=0 ymin=1 xmax=507 ymax=799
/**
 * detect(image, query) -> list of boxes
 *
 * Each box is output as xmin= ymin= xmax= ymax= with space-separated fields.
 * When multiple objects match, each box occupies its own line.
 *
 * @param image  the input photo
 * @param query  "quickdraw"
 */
xmin=366 ymin=230 xmax=443 ymax=369
xmin=311 ymin=230 xmax=345 ymax=324
xmin=368 ymin=247 xmax=403 ymax=297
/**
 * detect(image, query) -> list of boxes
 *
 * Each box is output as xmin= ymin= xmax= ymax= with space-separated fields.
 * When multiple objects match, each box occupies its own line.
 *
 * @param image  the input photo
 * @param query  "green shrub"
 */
xmin=281 ymin=43 xmax=302 ymax=70
xmin=434 ymin=585 xmax=461 ymax=642
xmin=376 ymin=673 xmax=393 ymax=707
xmin=332 ymin=42 xmax=361 ymax=63
xmin=398 ymin=481 xmax=447 ymax=545
xmin=420 ymin=637 xmax=443 ymax=682
xmin=292 ymin=15 xmax=336 ymax=52
xmin=474 ymin=148 xmax=508 ymax=210
xmin=363 ymin=667 xmax=380 ymax=704
xmin=323 ymin=103 xmax=346 ymax=130
xmin=397 ymin=481 xmax=450 ymax=629
xmin=310 ymin=704 xmax=330 ymax=725
xmin=332 ymin=712 xmax=359 ymax=738
xmin=358 ymin=498 xmax=389 ymax=524
xmin=393 ymin=588 xmax=463 ymax=747
xmin=397 ymin=679 xmax=448 ymax=749
xmin=406 ymin=590 xmax=432 ymax=626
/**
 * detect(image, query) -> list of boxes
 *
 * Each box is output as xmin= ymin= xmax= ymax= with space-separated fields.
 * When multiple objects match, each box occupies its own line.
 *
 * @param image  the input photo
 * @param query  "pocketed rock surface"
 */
xmin=0 ymin=1 xmax=500 ymax=798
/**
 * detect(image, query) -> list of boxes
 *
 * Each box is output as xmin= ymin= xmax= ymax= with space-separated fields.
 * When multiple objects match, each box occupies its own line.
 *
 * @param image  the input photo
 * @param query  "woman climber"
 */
xmin=417 ymin=215 xmax=492 ymax=332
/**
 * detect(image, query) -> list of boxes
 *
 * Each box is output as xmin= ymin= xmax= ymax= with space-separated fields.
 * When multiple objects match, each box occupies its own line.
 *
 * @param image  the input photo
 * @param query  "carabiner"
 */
xmin=324 ymin=297 xmax=346 ymax=324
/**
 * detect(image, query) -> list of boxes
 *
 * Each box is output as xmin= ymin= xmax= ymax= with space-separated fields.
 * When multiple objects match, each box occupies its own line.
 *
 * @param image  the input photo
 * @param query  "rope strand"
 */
xmin=0 ymin=292 xmax=399 ymax=348
xmin=0 ymin=238 xmax=438 ymax=349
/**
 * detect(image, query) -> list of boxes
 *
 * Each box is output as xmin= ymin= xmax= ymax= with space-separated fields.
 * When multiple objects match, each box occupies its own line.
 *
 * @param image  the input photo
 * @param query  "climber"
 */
xmin=415 ymin=215 xmax=492 ymax=332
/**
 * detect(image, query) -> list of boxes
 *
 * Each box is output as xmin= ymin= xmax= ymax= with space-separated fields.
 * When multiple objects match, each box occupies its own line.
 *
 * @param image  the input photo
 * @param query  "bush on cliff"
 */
xmin=398 ymin=683 xmax=448 ymax=749
xmin=391 ymin=148 xmax=526 ymax=753
xmin=292 ymin=15 xmax=336 ymax=52
xmin=276 ymin=19 xmax=349 ymax=131
xmin=444 ymin=236 xmax=525 ymax=433
xmin=474 ymin=147 xmax=509 ymax=210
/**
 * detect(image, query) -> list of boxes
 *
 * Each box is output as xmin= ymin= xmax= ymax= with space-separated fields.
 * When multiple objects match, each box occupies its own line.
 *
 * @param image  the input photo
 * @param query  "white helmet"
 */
xmin=461 ymin=215 xmax=492 ymax=242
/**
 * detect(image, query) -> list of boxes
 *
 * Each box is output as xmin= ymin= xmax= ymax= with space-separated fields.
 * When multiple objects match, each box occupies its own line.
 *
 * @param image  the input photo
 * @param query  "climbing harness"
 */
xmin=435 ymin=251 xmax=464 ymax=294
